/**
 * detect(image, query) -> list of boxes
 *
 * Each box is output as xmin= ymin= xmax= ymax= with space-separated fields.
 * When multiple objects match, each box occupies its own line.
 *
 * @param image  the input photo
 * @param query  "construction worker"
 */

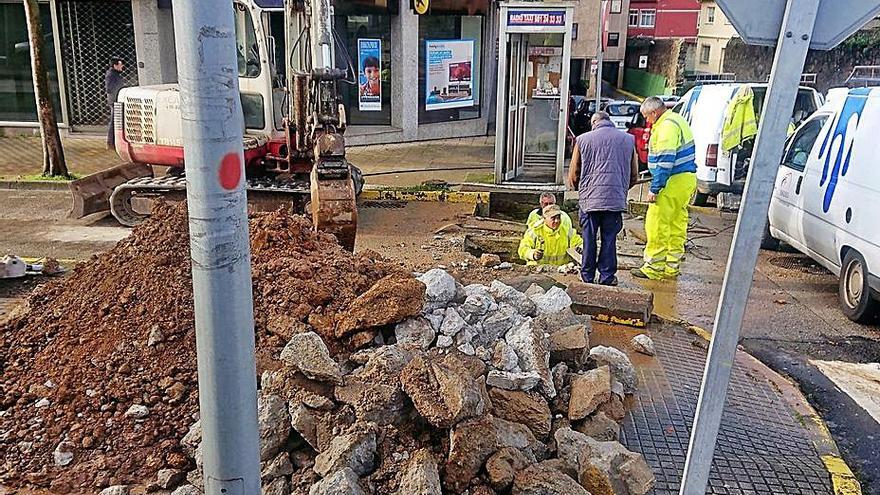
xmin=526 ymin=192 xmax=573 ymax=231
xmin=632 ymin=96 xmax=697 ymax=280
xmin=519 ymin=204 xmax=583 ymax=266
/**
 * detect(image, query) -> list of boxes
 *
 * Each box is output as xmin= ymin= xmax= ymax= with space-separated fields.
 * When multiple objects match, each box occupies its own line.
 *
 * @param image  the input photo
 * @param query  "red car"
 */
xmin=626 ymin=112 xmax=650 ymax=172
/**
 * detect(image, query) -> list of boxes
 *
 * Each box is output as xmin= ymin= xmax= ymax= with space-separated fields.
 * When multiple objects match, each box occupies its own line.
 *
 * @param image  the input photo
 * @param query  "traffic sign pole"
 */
xmin=678 ymin=0 xmax=820 ymax=493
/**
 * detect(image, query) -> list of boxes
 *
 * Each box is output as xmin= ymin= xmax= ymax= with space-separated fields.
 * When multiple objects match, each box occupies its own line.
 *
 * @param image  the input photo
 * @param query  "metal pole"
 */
xmin=595 ymin=0 xmax=606 ymax=108
xmin=172 ymin=2 xmax=261 ymax=494
xmin=678 ymin=0 xmax=819 ymax=493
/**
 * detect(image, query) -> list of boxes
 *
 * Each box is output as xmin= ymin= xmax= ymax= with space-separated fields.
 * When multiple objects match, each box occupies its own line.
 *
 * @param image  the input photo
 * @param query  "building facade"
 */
xmin=0 ymin=0 xmax=523 ymax=146
xmin=570 ymin=0 xmax=629 ymax=91
xmin=626 ymin=0 xmax=699 ymax=40
xmin=694 ymin=0 xmax=736 ymax=74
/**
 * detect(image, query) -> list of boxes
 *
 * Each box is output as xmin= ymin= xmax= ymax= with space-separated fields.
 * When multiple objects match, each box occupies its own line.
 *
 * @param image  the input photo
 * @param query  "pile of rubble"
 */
xmin=172 ymin=268 xmax=654 ymax=495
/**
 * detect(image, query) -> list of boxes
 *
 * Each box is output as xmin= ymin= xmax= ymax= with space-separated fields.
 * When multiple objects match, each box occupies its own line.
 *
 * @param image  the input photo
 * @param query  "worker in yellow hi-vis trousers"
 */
xmin=632 ymin=97 xmax=698 ymax=280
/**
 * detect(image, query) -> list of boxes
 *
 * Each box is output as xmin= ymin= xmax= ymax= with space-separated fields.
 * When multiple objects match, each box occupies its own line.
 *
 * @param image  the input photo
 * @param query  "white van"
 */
xmin=764 ymin=87 xmax=880 ymax=322
xmin=674 ymin=83 xmax=823 ymax=206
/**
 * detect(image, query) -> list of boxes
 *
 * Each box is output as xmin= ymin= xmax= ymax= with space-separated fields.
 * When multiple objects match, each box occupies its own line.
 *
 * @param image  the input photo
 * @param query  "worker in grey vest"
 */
xmin=567 ymin=111 xmax=639 ymax=286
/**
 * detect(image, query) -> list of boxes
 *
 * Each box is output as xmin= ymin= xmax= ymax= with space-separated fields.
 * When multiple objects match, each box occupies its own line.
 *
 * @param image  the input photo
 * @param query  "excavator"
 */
xmin=68 ymin=0 xmax=361 ymax=250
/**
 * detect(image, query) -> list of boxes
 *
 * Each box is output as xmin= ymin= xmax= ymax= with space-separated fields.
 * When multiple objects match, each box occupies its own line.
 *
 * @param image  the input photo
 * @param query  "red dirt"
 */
xmin=0 ymin=203 xmax=397 ymax=493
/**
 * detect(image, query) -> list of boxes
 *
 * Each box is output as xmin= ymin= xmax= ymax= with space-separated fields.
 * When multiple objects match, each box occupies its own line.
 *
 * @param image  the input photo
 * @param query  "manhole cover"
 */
xmin=361 ymin=200 xmax=407 ymax=209
xmin=768 ymin=255 xmax=828 ymax=275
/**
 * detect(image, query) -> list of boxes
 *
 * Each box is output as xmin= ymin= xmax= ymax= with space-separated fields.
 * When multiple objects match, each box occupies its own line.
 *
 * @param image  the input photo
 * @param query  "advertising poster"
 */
xmin=357 ymin=38 xmax=382 ymax=112
xmin=425 ymin=39 xmax=475 ymax=111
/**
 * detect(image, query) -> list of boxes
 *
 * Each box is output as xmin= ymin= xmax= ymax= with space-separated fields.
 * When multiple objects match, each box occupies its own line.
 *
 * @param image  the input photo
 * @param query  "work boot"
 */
xmin=599 ymin=276 xmax=619 ymax=286
xmin=630 ymin=268 xmax=650 ymax=279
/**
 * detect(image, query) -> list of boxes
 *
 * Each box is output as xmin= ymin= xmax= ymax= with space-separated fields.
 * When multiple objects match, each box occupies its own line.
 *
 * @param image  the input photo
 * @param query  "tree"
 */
xmin=24 ymin=0 xmax=68 ymax=177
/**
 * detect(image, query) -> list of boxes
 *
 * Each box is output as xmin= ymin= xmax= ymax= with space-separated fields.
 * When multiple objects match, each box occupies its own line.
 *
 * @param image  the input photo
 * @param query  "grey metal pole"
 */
xmin=595 ymin=0 xmax=606 ymax=108
xmin=172 ymin=2 xmax=261 ymax=494
xmin=678 ymin=0 xmax=819 ymax=493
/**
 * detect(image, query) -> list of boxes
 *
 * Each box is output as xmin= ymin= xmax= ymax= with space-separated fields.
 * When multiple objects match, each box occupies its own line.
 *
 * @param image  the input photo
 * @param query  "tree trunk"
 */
xmin=24 ymin=0 xmax=68 ymax=177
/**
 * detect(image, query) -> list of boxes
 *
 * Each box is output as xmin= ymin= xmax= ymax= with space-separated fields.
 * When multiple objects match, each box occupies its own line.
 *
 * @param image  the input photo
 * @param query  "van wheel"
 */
xmin=839 ymin=250 xmax=879 ymax=323
xmin=693 ymin=191 xmax=710 ymax=207
xmin=760 ymin=220 xmax=780 ymax=251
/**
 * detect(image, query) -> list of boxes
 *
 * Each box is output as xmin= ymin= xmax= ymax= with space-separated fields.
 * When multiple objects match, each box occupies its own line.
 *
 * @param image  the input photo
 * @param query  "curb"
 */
xmin=0 ymin=180 xmax=71 ymax=191
xmin=361 ymin=188 xmax=490 ymax=204
xmin=655 ymin=315 xmax=863 ymax=495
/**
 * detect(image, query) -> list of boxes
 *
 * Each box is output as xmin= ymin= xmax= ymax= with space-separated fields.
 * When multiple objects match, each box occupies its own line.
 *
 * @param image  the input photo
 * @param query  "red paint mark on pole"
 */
xmin=219 ymin=153 xmax=242 ymax=190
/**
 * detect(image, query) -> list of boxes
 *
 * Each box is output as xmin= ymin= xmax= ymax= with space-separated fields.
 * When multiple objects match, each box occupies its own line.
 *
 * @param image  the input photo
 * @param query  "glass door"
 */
xmin=504 ymin=33 xmax=528 ymax=180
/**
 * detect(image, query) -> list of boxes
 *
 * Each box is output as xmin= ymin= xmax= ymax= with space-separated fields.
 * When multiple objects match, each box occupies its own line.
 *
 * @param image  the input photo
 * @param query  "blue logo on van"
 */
xmin=817 ymin=88 xmax=870 ymax=213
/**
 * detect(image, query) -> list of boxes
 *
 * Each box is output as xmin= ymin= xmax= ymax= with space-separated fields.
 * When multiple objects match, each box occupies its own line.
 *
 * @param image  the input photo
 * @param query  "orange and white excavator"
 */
xmin=68 ymin=0 xmax=361 ymax=249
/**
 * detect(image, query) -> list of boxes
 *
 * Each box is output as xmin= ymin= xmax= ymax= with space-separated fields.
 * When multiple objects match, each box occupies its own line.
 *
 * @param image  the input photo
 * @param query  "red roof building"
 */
xmin=627 ymin=0 xmax=700 ymax=41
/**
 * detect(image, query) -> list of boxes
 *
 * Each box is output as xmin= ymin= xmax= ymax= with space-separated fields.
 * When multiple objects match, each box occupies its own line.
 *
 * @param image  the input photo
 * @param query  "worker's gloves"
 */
xmin=533 ymin=250 xmax=544 ymax=261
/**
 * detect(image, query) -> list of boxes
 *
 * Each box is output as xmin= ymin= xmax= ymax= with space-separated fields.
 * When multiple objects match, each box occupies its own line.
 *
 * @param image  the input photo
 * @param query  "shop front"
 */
xmin=493 ymin=2 xmax=573 ymax=185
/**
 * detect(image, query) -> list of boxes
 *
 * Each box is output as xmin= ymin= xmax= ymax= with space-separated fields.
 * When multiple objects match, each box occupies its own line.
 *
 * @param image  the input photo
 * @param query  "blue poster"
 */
xmin=357 ymin=39 xmax=382 ymax=112
xmin=425 ymin=39 xmax=475 ymax=111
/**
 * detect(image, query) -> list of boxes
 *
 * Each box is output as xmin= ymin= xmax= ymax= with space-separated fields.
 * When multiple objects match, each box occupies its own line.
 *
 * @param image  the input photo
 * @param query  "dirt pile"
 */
xmin=0 ymin=203 xmax=400 ymax=493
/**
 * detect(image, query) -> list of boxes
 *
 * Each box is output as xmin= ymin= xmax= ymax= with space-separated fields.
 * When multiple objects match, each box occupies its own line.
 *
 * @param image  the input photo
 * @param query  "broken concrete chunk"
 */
xmin=258 ymin=394 xmax=291 ymax=462
xmin=479 ymin=304 xmax=525 ymax=348
xmin=53 ymin=441 xmax=74 ymax=467
xmin=400 ymin=354 xmax=487 ymax=428
xmin=336 ymin=276 xmax=426 ymax=336
xmin=492 ymin=341 xmax=520 ymax=372
xmin=261 ymin=452 xmax=294 ymax=482
xmin=436 ymin=335 xmax=453 ymax=348
xmin=460 ymin=292 xmax=497 ymax=324
xmin=99 ymin=486 xmax=129 ymax=495
xmin=439 ymin=307 xmax=468 ymax=337
xmin=488 ymin=388 xmax=552 ymax=440
xmin=505 ymin=321 xmax=555 ymax=399
xmin=418 ymin=269 xmax=458 ymax=311
xmin=589 ymin=346 xmax=637 ymax=394
xmin=313 ymin=427 xmax=377 ymax=477
xmin=394 ymin=317 xmax=436 ymax=349
xmin=486 ymin=370 xmax=541 ymax=391
xmin=569 ymin=366 xmax=612 ymax=421
xmin=485 ymin=447 xmax=531 ymax=492
xmin=280 ymin=332 xmax=343 ymax=384
xmin=574 ymin=411 xmax=620 ymax=441
xmin=334 ymin=377 xmax=407 ymax=426
xmin=479 ymin=253 xmax=502 ymax=267
xmin=156 ymin=469 xmax=186 ymax=490
xmin=308 ymin=468 xmax=366 ymax=495
xmin=631 ymin=334 xmax=656 ymax=356
xmin=124 ymin=404 xmax=149 ymax=419
xmin=489 ymin=280 xmax=538 ymax=317
xmin=396 ymin=448 xmax=442 ymax=495
xmin=554 ymin=427 xmax=655 ymax=495
xmin=529 ymin=286 xmax=573 ymax=316
xmin=567 ymin=281 xmax=653 ymax=327
xmin=262 ymin=477 xmax=290 ymax=495
xmin=524 ymin=283 xmax=546 ymax=297
xmin=289 ymin=401 xmax=319 ymax=450
xmin=181 ymin=420 xmax=201 ymax=456
xmin=548 ymin=324 xmax=590 ymax=366
xmin=170 ymin=486 xmax=200 ymax=495
xmin=512 ymin=462 xmax=590 ymax=495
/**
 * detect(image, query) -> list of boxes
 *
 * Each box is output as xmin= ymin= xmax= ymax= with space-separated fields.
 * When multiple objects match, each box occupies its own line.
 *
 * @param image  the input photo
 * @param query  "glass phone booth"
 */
xmin=494 ymin=2 xmax=574 ymax=185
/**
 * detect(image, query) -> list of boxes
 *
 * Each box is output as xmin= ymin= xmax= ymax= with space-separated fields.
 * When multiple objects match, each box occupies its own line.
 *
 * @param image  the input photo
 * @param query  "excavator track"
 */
xmin=107 ymin=172 xmax=358 ymax=250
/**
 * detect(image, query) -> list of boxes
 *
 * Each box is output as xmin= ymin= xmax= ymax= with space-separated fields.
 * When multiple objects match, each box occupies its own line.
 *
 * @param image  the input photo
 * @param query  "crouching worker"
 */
xmin=518 ymin=204 xmax=583 ymax=266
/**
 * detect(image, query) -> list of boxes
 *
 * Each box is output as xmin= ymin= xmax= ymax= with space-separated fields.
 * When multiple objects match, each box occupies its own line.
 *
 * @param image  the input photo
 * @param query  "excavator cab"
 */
xmin=68 ymin=0 xmax=359 ymax=250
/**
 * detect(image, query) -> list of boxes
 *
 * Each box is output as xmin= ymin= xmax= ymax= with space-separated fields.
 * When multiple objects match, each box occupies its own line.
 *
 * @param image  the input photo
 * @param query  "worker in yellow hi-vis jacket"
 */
xmin=632 ymin=96 xmax=698 ymax=280
xmin=519 ymin=205 xmax=583 ymax=266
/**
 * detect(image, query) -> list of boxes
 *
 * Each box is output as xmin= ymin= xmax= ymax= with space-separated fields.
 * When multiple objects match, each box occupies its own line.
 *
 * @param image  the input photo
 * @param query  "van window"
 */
xmin=782 ymin=116 xmax=828 ymax=172
xmin=752 ymin=87 xmax=817 ymax=125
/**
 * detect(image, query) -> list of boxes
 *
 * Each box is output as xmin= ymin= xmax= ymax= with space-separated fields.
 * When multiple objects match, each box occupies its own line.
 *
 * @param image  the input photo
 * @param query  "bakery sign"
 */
xmin=507 ymin=10 xmax=566 ymax=27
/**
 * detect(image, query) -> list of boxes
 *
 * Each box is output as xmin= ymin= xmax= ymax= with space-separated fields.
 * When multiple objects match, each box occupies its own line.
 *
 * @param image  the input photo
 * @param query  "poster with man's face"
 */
xmin=358 ymin=39 xmax=382 ymax=112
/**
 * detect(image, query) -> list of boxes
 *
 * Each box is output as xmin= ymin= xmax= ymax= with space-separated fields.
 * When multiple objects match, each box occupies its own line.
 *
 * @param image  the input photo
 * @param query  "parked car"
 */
xmin=605 ymin=100 xmax=642 ymax=130
xmin=658 ymin=94 xmax=680 ymax=108
xmin=625 ymin=112 xmax=650 ymax=172
xmin=673 ymin=83 xmax=823 ymax=206
xmin=764 ymin=87 xmax=880 ymax=322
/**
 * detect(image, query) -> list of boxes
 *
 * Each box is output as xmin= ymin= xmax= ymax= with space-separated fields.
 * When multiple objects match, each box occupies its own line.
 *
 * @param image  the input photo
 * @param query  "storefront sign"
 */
xmin=507 ymin=10 xmax=566 ymax=27
xmin=412 ymin=0 xmax=429 ymax=15
xmin=425 ymin=39 xmax=475 ymax=111
xmin=357 ymin=39 xmax=382 ymax=112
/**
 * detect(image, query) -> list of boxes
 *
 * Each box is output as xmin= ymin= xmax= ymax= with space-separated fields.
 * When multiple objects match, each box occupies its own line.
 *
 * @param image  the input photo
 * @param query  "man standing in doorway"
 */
xmin=632 ymin=96 xmax=697 ymax=280
xmin=104 ymin=57 xmax=126 ymax=150
xmin=526 ymin=192 xmax=572 ymax=231
xmin=567 ymin=111 xmax=639 ymax=286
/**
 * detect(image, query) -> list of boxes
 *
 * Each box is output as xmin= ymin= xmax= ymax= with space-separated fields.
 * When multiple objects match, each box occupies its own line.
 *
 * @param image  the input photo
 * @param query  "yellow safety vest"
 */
xmin=518 ymin=220 xmax=583 ymax=266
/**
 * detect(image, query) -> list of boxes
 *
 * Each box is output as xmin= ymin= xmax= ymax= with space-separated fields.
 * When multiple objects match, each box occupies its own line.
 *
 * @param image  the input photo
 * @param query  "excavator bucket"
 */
xmin=311 ymin=163 xmax=358 ymax=252
xmin=68 ymin=162 xmax=153 ymax=219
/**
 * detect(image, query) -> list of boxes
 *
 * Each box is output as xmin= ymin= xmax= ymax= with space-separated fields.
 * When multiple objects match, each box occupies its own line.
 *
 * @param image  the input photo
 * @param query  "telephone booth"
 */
xmin=494 ymin=2 xmax=574 ymax=186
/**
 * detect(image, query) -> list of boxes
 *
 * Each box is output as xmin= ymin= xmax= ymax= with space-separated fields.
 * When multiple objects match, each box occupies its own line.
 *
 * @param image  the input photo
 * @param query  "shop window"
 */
xmin=419 ymin=15 xmax=483 ymax=125
xmin=639 ymin=9 xmax=656 ymax=28
xmin=629 ymin=9 xmax=639 ymax=27
xmin=333 ymin=13 xmax=392 ymax=125
xmin=607 ymin=33 xmax=620 ymax=47
xmin=0 ymin=2 xmax=62 ymax=122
